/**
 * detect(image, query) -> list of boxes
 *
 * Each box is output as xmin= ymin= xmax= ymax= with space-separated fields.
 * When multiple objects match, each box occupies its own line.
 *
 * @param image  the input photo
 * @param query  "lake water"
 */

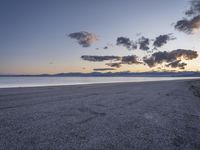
xmin=0 ymin=76 xmax=199 ymax=88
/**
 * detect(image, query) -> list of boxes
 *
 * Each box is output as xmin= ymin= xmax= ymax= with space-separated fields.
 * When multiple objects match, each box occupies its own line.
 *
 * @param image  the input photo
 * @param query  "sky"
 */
xmin=0 ymin=0 xmax=200 ymax=74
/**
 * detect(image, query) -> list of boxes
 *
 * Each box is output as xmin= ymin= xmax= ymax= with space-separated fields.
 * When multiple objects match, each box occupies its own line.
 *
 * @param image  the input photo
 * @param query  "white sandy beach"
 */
xmin=0 ymin=79 xmax=200 ymax=150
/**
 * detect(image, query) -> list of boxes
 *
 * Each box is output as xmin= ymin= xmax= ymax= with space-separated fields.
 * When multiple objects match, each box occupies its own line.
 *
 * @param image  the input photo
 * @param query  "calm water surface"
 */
xmin=0 ymin=77 xmax=199 ymax=88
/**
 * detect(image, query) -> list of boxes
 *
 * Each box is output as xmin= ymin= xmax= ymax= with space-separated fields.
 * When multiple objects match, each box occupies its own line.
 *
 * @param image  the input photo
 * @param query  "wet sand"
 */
xmin=0 ymin=79 xmax=200 ymax=150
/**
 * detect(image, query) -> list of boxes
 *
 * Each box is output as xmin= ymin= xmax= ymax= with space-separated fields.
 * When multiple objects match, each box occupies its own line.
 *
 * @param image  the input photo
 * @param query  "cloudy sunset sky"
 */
xmin=1 ymin=0 xmax=200 ymax=74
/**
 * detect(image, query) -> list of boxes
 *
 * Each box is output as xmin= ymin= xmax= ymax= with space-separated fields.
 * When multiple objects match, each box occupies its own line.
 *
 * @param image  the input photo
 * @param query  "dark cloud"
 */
xmin=121 ymin=55 xmax=142 ymax=64
xmin=175 ymin=15 xmax=200 ymax=34
xmin=104 ymin=46 xmax=108 ymax=49
xmin=81 ymin=55 xmax=121 ymax=62
xmin=116 ymin=37 xmax=133 ymax=50
xmin=153 ymin=34 xmax=176 ymax=48
xmin=116 ymin=34 xmax=176 ymax=51
xmin=185 ymin=0 xmax=200 ymax=16
xmin=138 ymin=36 xmax=150 ymax=51
xmin=143 ymin=49 xmax=198 ymax=68
xmin=95 ymin=46 xmax=110 ymax=50
xmin=93 ymin=68 xmax=116 ymax=71
xmin=116 ymin=37 xmax=137 ymax=50
xmin=166 ymin=60 xmax=187 ymax=69
xmin=132 ymin=42 xmax=137 ymax=50
xmin=106 ymin=55 xmax=141 ymax=68
xmin=106 ymin=63 xmax=122 ymax=68
xmin=82 ymin=55 xmax=142 ymax=68
xmin=175 ymin=0 xmax=200 ymax=34
xmin=68 ymin=31 xmax=98 ymax=47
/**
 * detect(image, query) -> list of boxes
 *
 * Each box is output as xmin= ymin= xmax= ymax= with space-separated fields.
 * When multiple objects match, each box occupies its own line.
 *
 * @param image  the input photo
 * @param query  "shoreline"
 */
xmin=0 ymin=76 xmax=199 ymax=89
xmin=1 ymin=79 xmax=200 ymax=149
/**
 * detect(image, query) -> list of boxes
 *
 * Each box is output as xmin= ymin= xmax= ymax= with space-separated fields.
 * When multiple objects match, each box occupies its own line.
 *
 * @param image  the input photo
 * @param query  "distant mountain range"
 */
xmin=1 ymin=71 xmax=200 ymax=77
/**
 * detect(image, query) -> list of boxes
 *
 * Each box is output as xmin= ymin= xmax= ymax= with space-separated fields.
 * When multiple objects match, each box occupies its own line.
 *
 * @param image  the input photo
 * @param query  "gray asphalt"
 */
xmin=0 ymin=79 xmax=200 ymax=150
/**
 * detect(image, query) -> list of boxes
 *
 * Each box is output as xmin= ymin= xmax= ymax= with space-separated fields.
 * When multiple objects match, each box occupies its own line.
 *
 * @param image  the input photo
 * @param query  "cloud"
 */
xmin=166 ymin=60 xmax=187 ymax=69
xmin=185 ymin=0 xmax=200 ymax=16
xmin=116 ymin=37 xmax=137 ymax=50
xmin=104 ymin=46 xmax=108 ymax=49
xmin=81 ymin=54 xmax=141 ymax=67
xmin=143 ymin=49 xmax=198 ymax=68
xmin=121 ymin=55 xmax=142 ymax=64
xmin=93 ymin=68 xmax=116 ymax=71
xmin=132 ymin=43 xmax=137 ymax=50
xmin=175 ymin=15 xmax=200 ymax=34
xmin=116 ymin=34 xmax=176 ymax=51
xmin=68 ymin=31 xmax=98 ymax=47
xmin=116 ymin=37 xmax=132 ymax=49
xmin=81 ymin=55 xmax=121 ymax=62
xmin=153 ymin=34 xmax=176 ymax=48
xmin=82 ymin=54 xmax=142 ymax=69
xmin=138 ymin=36 xmax=150 ymax=51
xmin=175 ymin=0 xmax=200 ymax=34
xmin=106 ymin=63 xmax=121 ymax=68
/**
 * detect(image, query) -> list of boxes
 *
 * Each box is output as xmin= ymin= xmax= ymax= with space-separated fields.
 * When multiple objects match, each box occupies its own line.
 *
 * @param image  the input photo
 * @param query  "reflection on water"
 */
xmin=0 ymin=77 xmax=199 ymax=88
